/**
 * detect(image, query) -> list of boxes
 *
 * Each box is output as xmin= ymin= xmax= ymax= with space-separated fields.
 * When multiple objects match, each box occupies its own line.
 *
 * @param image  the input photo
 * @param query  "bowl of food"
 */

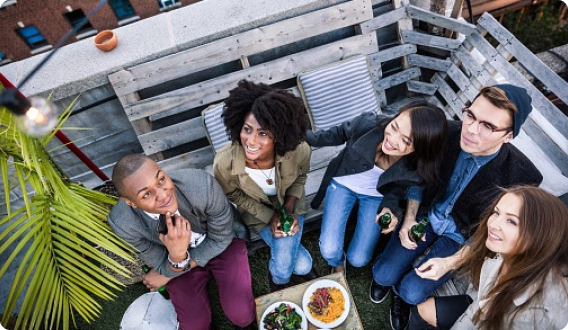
xmin=260 ymin=301 xmax=307 ymax=330
xmin=302 ymin=279 xmax=350 ymax=328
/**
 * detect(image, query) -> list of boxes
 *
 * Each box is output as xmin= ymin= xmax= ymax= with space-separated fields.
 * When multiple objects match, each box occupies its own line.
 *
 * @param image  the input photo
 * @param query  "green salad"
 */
xmin=263 ymin=303 xmax=303 ymax=330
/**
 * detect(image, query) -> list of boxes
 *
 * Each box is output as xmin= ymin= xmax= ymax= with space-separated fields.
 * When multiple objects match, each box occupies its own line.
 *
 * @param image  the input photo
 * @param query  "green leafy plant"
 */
xmin=0 ymin=89 xmax=134 ymax=330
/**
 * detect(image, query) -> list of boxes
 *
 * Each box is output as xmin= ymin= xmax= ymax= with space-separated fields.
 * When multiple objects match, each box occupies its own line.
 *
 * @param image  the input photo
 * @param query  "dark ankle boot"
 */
xmin=268 ymin=274 xmax=287 ymax=292
xmin=300 ymin=267 xmax=319 ymax=281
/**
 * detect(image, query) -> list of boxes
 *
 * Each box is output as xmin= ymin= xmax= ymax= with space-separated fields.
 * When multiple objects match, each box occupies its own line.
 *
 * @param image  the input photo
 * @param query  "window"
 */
xmin=109 ymin=0 xmax=136 ymax=20
xmin=0 ymin=51 xmax=9 ymax=65
xmin=158 ymin=0 xmax=181 ymax=10
xmin=0 ymin=52 xmax=5 ymax=61
xmin=1 ymin=0 xmax=17 ymax=8
xmin=17 ymin=25 xmax=49 ymax=50
xmin=64 ymin=9 xmax=95 ymax=36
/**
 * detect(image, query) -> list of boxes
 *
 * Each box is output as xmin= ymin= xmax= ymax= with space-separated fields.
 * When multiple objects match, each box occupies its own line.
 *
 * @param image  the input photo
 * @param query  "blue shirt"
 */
xmin=429 ymin=150 xmax=498 ymax=244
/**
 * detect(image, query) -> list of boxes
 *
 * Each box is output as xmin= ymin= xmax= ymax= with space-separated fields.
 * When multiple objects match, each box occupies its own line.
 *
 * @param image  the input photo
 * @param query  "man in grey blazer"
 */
xmin=109 ymin=154 xmax=256 ymax=330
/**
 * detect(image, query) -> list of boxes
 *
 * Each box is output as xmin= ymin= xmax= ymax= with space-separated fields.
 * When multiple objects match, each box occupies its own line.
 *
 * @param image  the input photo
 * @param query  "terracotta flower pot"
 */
xmin=94 ymin=30 xmax=118 ymax=52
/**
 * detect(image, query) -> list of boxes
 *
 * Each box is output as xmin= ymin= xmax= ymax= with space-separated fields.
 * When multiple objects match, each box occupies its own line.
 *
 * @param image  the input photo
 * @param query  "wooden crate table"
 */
xmin=255 ymin=273 xmax=363 ymax=330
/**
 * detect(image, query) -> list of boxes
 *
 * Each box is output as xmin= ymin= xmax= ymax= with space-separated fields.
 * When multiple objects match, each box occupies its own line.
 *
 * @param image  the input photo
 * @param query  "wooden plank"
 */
xmin=446 ymin=63 xmax=478 ymax=100
xmin=158 ymin=147 xmax=215 ymax=172
xmin=124 ymin=33 xmax=379 ymax=122
xmin=466 ymin=32 xmax=568 ymax=139
xmin=521 ymin=118 xmax=568 ymax=175
xmin=138 ymin=117 xmax=206 ymax=155
xmin=477 ymin=13 xmax=568 ymax=105
xmin=407 ymin=54 xmax=451 ymax=71
xmin=407 ymin=80 xmax=438 ymax=95
xmin=407 ymin=5 xmax=477 ymax=36
xmin=375 ymin=67 xmax=421 ymax=91
xmin=451 ymin=45 xmax=482 ymax=78
xmin=360 ymin=6 xmax=408 ymax=33
xmin=369 ymin=44 xmax=417 ymax=64
xmin=431 ymin=73 xmax=465 ymax=117
xmin=401 ymin=30 xmax=462 ymax=51
xmin=108 ymin=0 xmax=374 ymax=97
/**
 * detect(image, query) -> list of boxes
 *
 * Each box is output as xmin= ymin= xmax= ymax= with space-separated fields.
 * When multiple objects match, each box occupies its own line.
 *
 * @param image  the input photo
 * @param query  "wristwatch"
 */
xmin=168 ymin=251 xmax=190 ymax=270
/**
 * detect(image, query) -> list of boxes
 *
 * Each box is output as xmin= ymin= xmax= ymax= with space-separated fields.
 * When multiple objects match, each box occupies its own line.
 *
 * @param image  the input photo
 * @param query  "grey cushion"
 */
xmin=297 ymin=55 xmax=380 ymax=132
xmin=202 ymin=102 xmax=230 ymax=154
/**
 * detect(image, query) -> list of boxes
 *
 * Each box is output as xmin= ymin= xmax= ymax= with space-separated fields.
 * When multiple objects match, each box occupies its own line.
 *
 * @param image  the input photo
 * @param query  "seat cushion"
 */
xmin=202 ymin=102 xmax=230 ymax=154
xmin=297 ymin=55 xmax=380 ymax=132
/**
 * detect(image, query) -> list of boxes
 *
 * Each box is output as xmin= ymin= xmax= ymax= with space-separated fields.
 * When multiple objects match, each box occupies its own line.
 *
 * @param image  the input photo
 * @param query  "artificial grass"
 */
xmin=76 ymin=218 xmax=392 ymax=329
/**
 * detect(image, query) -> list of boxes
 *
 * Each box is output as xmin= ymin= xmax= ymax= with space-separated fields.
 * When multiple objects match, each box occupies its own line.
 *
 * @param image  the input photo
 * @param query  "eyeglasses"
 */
xmin=461 ymin=108 xmax=512 ymax=137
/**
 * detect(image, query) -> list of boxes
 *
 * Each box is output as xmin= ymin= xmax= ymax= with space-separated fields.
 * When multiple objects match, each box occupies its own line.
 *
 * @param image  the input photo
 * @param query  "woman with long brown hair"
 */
xmin=412 ymin=185 xmax=568 ymax=329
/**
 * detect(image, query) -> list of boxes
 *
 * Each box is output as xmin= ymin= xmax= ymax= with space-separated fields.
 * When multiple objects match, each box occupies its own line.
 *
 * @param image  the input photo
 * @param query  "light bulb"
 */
xmin=14 ymin=97 xmax=58 ymax=136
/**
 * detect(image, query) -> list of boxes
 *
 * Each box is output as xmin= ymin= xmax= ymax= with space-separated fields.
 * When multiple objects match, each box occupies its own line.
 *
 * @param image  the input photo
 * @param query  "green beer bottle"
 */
xmin=378 ymin=212 xmax=392 ymax=229
xmin=408 ymin=217 xmax=429 ymax=243
xmin=141 ymin=264 xmax=170 ymax=300
xmin=279 ymin=205 xmax=294 ymax=233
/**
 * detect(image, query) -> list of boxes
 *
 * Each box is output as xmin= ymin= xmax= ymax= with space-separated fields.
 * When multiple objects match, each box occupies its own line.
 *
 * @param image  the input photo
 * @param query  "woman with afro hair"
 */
xmin=213 ymin=79 xmax=317 ymax=291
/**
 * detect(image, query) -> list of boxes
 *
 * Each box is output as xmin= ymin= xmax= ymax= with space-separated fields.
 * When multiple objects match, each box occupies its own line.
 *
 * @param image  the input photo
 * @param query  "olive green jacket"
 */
xmin=213 ymin=142 xmax=311 ymax=233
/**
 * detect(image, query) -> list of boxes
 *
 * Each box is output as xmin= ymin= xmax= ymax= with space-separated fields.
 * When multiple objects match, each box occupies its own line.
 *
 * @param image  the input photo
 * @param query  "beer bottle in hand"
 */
xmin=408 ymin=217 xmax=428 ymax=243
xmin=279 ymin=204 xmax=294 ymax=233
xmin=378 ymin=212 xmax=392 ymax=229
xmin=141 ymin=264 xmax=170 ymax=300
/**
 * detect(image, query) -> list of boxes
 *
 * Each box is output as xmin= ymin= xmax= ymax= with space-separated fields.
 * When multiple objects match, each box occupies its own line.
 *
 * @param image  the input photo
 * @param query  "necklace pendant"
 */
xmin=266 ymin=178 xmax=274 ymax=185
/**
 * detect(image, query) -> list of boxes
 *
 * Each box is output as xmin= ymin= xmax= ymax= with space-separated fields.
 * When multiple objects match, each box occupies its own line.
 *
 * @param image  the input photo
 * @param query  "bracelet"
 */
xmin=168 ymin=251 xmax=190 ymax=269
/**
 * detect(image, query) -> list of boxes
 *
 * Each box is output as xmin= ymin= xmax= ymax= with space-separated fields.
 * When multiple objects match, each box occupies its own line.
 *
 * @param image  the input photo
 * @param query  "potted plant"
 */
xmin=0 ymin=88 xmax=134 ymax=330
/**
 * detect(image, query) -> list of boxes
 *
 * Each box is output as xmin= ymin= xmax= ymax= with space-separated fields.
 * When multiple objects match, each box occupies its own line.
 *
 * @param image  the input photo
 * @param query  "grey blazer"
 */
xmin=108 ymin=169 xmax=239 ymax=278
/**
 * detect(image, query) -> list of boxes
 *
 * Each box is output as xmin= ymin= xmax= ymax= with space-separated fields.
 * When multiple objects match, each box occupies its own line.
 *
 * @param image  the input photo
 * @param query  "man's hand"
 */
xmin=159 ymin=212 xmax=191 ymax=261
xmin=376 ymin=207 xmax=398 ymax=234
xmin=399 ymin=217 xmax=425 ymax=250
xmin=142 ymin=268 xmax=171 ymax=291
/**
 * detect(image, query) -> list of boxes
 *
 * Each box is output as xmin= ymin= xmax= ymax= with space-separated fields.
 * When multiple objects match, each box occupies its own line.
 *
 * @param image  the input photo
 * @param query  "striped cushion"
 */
xmin=297 ymin=55 xmax=380 ymax=132
xmin=202 ymin=103 xmax=230 ymax=154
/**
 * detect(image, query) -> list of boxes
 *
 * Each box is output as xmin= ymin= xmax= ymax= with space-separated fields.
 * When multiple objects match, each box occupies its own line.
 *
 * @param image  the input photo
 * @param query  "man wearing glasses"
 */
xmin=369 ymin=84 xmax=543 ymax=330
xmin=108 ymin=154 xmax=256 ymax=330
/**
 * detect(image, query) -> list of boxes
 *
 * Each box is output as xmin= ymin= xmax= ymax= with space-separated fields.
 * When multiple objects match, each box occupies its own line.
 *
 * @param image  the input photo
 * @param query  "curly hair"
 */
xmin=222 ymin=80 xmax=309 ymax=156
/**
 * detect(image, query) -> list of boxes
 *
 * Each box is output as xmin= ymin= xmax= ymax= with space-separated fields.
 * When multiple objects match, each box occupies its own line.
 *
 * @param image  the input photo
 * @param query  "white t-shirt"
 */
xmin=144 ymin=210 xmax=206 ymax=247
xmin=333 ymin=165 xmax=385 ymax=197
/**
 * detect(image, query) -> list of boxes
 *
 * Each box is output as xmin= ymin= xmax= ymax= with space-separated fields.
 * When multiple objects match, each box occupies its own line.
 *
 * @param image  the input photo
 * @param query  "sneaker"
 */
xmin=390 ymin=293 xmax=410 ymax=330
xmin=369 ymin=281 xmax=390 ymax=304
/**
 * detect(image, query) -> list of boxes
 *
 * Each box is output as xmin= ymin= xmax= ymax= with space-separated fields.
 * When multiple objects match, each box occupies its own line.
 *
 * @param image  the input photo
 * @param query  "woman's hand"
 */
xmin=376 ymin=207 xmax=398 ymax=234
xmin=159 ymin=212 xmax=191 ymax=261
xmin=415 ymin=257 xmax=453 ymax=281
xmin=142 ymin=268 xmax=171 ymax=291
xmin=269 ymin=210 xmax=300 ymax=238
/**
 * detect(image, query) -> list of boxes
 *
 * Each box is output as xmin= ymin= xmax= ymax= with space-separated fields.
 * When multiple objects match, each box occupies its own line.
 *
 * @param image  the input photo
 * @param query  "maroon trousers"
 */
xmin=166 ymin=238 xmax=256 ymax=329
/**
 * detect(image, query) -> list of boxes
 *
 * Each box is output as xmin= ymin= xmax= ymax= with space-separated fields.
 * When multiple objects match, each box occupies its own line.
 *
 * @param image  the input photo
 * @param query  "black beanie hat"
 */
xmin=492 ymin=84 xmax=532 ymax=138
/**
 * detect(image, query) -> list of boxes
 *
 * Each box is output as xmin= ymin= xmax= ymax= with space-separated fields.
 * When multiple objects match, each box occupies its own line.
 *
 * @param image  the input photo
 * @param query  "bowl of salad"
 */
xmin=260 ymin=301 xmax=307 ymax=330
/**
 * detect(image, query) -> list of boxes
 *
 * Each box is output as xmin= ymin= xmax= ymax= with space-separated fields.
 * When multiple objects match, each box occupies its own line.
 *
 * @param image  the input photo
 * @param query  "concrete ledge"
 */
xmin=0 ymin=0 xmax=347 ymax=101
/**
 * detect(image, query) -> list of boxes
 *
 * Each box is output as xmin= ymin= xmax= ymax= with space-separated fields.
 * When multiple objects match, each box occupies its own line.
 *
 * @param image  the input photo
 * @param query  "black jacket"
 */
xmin=306 ymin=112 xmax=421 ymax=221
xmin=419 ymin=121 xmax=543 ymax=238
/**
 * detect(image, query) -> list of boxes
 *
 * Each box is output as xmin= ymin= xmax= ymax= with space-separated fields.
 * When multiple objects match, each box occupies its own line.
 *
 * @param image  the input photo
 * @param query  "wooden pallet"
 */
xmin=109 ymin=0 xmax=568 ymax=292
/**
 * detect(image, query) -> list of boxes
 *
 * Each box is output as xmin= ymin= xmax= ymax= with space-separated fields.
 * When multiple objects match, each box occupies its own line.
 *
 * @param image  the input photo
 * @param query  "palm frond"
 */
xmin=0 ymin=91 xmax=136 ymax=330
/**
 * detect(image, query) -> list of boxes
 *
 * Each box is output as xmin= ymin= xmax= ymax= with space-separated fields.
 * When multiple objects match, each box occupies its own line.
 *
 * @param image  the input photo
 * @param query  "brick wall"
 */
xmin=0 ymin=0 xmax=198 ymax=63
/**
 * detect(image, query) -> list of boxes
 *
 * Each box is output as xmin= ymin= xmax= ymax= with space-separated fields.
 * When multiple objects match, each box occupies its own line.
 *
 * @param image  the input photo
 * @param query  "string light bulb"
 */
xmin=0 ymin=88 xmax=57 ymax=136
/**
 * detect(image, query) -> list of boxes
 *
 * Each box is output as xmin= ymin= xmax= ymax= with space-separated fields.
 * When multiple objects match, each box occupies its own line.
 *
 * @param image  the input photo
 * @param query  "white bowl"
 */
xmin=259 ymin=301 xmax=308 ymax=330
xmin=302 ymin=279 xmax=350 ymax=328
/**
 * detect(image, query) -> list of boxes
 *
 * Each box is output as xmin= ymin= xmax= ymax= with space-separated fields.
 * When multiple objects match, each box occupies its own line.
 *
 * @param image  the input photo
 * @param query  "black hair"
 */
xmin=112 ymin=153 xmax=152 ymax=197
xmin=222 ymin=80 xmax=310 ymax=156
xmin=381 ymin=102 xmax=448 ymax=185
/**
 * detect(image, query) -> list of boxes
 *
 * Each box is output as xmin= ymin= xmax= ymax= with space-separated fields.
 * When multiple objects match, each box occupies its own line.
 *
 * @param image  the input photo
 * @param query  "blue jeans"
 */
xmin=372 ymin=221 xmax=462 ymax=305
xmin=319 ymin=180 xmax=383 ymax=268
xmin=258 ymin=214 xmax=313 ymax=285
